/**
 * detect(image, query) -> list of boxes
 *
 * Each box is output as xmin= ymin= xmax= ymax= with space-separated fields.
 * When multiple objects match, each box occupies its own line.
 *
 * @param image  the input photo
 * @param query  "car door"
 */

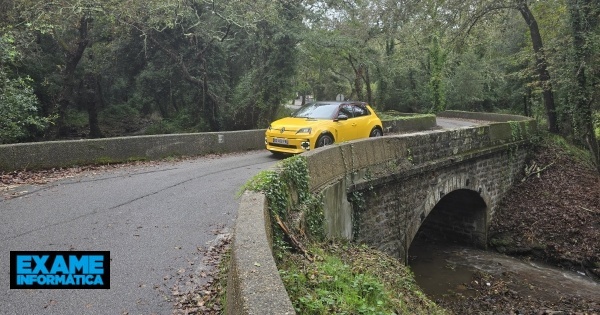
xmin=348 ymin=103 xmax=371 ymax=140
xmin=334 ymin=104 xmax=356 ymax=142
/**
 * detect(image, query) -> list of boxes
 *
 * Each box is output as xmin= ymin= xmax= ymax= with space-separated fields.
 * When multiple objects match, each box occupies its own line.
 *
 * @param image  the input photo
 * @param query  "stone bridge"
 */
xmin=315 ymin=111 xmax=535 ymax=261
xmin=227 ymin=111 xmax=536 ymax=314
xmin=318 ymin=116 xmax=534 ymax=259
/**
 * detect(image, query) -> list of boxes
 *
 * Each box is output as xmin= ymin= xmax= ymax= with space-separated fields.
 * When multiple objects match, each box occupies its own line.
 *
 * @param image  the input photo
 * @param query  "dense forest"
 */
xmin=0 ymin=0 xmax=598 ymax=168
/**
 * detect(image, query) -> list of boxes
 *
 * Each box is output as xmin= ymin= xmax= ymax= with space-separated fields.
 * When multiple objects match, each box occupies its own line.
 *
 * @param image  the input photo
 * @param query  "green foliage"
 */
xmin=508 ymin=121 xmax=529 ymax=141
xmin=377 ymin=111 xmax=435 ymax=121
xmin=545 ymin=133 xmax=596 ymax=168
xmin=595 ymin=112 xmax=600 ymax=137
xmin=282 ymin=254 xmax=392 ymax=314
xmin=242 ymin=169 xmax=289 ymax=216
xmin=279 ymin=242 xmax=447 ymax=315
xmin=0 ymin=0 xmax=303 ymax=140
xmin=1 ymin=0 xmax=597 ymax=172
xmin=280 ymin=156 xmax=310 ymax=203
xmin=0 ymin=72 xmax=51 ymax=143
xmin=279 ymin=156 xmax=325 ymax=240
xmin=63 ymin=108 xmax=88 ymax=129
xmin=242 ymin=155 xmax=325 ymax=252
xmin=0 ymin=35 xmax=52 ymax=143
xmin=99 ymin=104 xmax=139 ymax=125
xmin=428 ymin=34 xmax=447 ymax=113
xmin=144 ymin=119 xmax=179 ymax=135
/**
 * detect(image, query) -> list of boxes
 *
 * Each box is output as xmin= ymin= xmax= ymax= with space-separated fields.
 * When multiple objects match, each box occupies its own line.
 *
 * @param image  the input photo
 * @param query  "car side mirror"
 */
xmin=335 ymin=114 xmax=349 ymax=121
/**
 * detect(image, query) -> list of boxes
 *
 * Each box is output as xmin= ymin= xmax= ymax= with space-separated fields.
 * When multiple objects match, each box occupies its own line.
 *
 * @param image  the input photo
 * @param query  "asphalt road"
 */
xmin=0 ymin=118 xmax=477 ymax=315
xmin=1 ymin=151 xmax=280 ymax=315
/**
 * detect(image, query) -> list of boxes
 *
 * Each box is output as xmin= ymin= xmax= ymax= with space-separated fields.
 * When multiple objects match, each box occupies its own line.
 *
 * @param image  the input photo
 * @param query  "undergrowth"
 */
xmin=544 ymin=133 xmax=596 ymax=169
xmin=280 ymin=241 xmax=447 ymax=315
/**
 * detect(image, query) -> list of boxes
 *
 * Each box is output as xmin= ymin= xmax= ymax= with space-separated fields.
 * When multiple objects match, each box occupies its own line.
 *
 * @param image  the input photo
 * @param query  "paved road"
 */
xmin=436 ymin=117 xmax=480 ymax=129
xmin=1 ymin=151 xmax=280 ymax=314
xmin=0 ymin=118 xmax=477 ymax=314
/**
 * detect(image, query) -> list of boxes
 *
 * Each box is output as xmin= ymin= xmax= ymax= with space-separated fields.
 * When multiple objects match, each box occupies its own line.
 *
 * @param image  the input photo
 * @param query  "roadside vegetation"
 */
xmin=240 ymin=155 xmax=447 ymax=314
xmin=279 ymin=241 xmax=446 ymax=314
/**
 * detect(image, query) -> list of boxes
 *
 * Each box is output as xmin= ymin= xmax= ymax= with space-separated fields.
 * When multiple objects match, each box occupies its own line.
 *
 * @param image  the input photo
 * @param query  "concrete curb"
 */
xmin=226 ymin=191 xmax=295 ymax=315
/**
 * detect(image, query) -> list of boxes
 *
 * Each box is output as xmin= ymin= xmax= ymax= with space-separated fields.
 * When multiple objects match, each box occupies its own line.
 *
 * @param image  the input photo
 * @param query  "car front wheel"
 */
xmin=370 ymin=127 xmax=383 ymax=137
xmin=316 ymin=134 xmax=334 ymax=148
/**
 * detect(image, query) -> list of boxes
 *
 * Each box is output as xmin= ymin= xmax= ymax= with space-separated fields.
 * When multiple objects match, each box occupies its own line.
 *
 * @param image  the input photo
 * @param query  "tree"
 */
xmin=301 ymin=0 xmax=386 ymax=105
xmin=456 ymin=0 xmax=559 ymax=131
xmin=567 ymin=0 xmax=600 ymax=170
xmin=0 ymin=34 xmax=52 ymax=143
xmin=516 ymin=0 xmax=559 ymax=133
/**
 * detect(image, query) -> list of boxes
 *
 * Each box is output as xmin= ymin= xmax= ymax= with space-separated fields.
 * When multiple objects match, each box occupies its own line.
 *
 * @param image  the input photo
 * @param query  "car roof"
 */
xmin=309 ymin=101 xmax=367 ymax=106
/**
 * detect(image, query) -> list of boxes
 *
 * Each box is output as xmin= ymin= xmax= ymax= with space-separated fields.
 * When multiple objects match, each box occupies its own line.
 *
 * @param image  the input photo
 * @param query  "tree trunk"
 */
xmin=55 ymin=15 xmax=90 ymax=137
xmin=517 ymin=1 xmax=559 ymax=134
xmin=363 ymin=67 xmax=373 ymax=106
xmin=567 ymin=0 xmax=600 ymax=171
xmin=83 ymin=73 xmax=102 ymax=138
xmin=346 ymin=54 xmax=364 ymax=101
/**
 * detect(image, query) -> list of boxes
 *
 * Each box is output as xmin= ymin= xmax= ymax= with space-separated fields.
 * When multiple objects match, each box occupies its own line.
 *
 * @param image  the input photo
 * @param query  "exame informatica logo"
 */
xmin=10 ymin=251 xmax=110 ymax=289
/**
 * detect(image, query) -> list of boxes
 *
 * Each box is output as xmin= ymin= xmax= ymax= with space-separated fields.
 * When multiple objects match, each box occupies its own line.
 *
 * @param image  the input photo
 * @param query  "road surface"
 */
xmin=1 ymin=151 xmax=280 ymax=314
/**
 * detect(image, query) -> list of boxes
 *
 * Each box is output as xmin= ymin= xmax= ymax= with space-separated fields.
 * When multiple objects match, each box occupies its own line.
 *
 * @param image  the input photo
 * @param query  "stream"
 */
xmin=408 ymin=239 xmax=599 ymax=305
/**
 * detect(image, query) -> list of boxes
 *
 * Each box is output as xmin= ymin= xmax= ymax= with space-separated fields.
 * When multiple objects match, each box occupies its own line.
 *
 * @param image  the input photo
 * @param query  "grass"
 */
xmin=544 ymin=133 xmax=596 ymax=169
xmin=279 ymin=241 xmax=447 ymax=315
xmin=377 ymin=111 xmax=435 ymax=121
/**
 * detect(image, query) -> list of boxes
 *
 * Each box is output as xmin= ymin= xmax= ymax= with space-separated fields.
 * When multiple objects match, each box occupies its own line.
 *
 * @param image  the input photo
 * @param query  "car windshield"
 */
xmin=292 ymin=103 xmax=339 ymax=119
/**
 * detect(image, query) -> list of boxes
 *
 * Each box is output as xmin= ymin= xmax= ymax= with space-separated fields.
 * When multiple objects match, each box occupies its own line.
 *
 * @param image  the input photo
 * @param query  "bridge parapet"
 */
xmin=306 ymin=113 xmax=535 ymax=193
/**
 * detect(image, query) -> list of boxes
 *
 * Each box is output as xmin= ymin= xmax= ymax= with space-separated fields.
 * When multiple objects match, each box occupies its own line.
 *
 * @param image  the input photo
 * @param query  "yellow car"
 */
xmin=265 ymin=101 xmax=383 ymax=154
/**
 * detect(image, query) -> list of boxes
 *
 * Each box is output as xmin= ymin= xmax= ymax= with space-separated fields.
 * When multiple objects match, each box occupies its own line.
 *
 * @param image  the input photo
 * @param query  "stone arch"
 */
xmin=413 ymin=188 xmax=489 ymax=249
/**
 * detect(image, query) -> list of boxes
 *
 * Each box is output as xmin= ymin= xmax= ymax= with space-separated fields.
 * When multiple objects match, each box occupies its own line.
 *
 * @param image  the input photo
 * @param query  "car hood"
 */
xmin=269 ymin=117 xmax=328 ymax=132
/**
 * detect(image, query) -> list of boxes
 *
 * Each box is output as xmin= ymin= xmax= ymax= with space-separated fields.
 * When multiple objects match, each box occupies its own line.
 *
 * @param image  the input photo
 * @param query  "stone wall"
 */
xmin=0 ymin=130 xmax=265 ymax=171
xmin=354 ymin=144 xmax=528 ymax=261
xmin=226 ymin=192 xmax=295 ymax=315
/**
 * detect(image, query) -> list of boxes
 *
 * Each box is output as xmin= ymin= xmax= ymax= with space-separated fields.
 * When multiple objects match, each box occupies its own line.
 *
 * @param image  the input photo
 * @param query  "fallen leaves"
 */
xmin=0 ymin=162 xmax=160 ymax=199
xmin=491 ymin=143 xmax=600 ymax=279
xmin=169 ymin=231 xmax=231 ymax=315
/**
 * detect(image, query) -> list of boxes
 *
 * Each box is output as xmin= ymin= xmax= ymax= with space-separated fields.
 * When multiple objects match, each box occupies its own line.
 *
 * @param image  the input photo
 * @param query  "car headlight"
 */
xmin=296 ymin=127 xmax=312 ymax=134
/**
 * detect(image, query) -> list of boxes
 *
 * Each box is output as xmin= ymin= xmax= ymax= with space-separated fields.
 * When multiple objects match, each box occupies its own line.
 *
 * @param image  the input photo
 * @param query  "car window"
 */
xmin=339 ymin=104 xmax=354 ymax=118
xmin=352 ymin=104 xmax=369 ymax=117
xmin=293 ymin=103 xmax=339 ymax=119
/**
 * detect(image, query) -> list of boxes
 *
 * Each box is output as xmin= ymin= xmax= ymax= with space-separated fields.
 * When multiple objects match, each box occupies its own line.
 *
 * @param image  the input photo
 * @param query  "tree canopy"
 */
xmin=0 ymin=0 xmax=598 ymax=168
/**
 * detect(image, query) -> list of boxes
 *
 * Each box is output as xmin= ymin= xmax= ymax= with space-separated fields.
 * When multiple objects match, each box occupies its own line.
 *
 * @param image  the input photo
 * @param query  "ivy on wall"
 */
xmin=242 ymin=155 xmax=324 ymax=259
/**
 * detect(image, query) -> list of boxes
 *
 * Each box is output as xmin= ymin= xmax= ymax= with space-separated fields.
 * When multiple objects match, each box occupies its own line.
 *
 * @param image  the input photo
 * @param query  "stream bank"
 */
xmin=429 ymin=138 xmax=599 ymax=314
